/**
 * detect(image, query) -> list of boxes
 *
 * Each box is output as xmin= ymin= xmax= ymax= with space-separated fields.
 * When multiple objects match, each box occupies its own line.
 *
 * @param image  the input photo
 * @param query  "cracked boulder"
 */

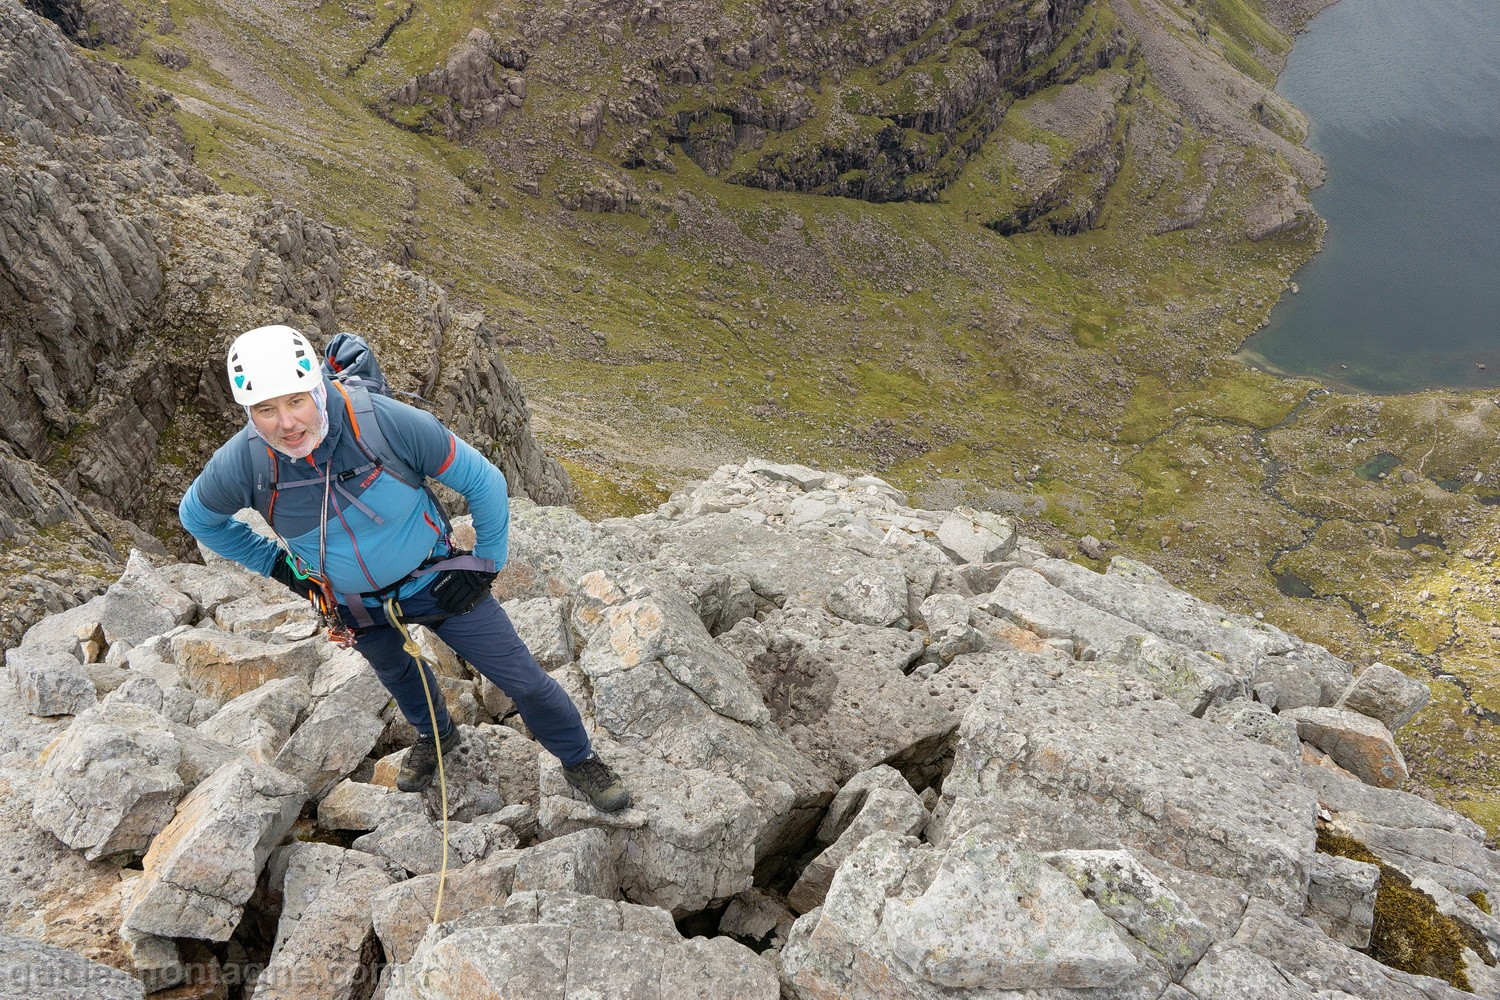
xmin=122 ymin=760 xmax=305 ymax=940
xmin=1303 ymin=763 xmax=1500 ymax=899
xmin=273 ymin=663 xmax=386 ymax=799
xmin=0 ymin=932 xmax=145 ymax=1000
xmin=7 ymin=645 xmax=96 ymax=717
xmin=254 ymin=841 xmax=400 ymax=1000
xmin=32 ymin=701 xmax=239 ymax=860
xmin=787 ymin=776 xmax=927 ymax=914
xmin=1043 ymin=849 xmax=1214 ymax=982
xmin=196 ymin=675 xmax=310 ymax=764
xmin=169 ymin=627 xmax=320 ymax=703
xmin=1305 ymin=851 xmax=1379 ymax=950
xmin=371 ymin=828 xmax=617 ymax=966
xmin=386 ymin=889 xmax=777 ymax=1000
xmin=539 ymin=744 xmax=760 ymax=915
xmin=566 ymin=571 xmax=834 ymax=870
xmin=933 ymin=657 xmax=1318 ymax=911
xmin=780 ymin=828 xmax=1157 ymax=998
xmin=723 ymin=607 xmax=961 ymax=787
xmin=1335 ymin=662 xmax=1431 ymax=732
xmin=1032 ymin=556 xmax=1355 ymax=710
xmin=1285 ymin=706 xmax=1407 ymax=789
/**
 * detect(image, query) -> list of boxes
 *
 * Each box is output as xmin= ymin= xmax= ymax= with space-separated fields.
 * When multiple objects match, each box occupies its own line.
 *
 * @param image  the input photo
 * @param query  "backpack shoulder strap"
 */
xmin=334 ymin=382 xmax=422 ymax=488
xmin=245 ymin=429 xmax=278 ymax=524
xmin=335 ymin=382 xmax=454 ymax=540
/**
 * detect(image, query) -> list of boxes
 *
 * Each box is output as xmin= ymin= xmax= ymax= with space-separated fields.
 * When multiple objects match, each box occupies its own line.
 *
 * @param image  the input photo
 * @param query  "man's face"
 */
xmin=250 ymin=391 xmax=322 ymax=458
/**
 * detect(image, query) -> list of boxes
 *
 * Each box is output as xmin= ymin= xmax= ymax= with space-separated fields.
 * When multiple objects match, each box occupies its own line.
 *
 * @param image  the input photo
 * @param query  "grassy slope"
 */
xmin=104 ymin=0 xmax=1500 ymax=834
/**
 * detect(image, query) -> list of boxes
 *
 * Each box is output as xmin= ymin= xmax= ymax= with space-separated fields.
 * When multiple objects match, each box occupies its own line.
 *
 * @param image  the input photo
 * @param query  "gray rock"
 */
xmin=815 ymin=764 xmax=915 ymax=845
xmin=96 ymin=586 xmax=182 ymax=648
xmin=780 ymin=830 xmax=1160 ymax=999
xmin=501 ymin=597 xmax=573 ymax=670
xmin=401 ymin=722 xmax=540 ymax=822
xmin=745 ymin=458 xmax=827 ymax=491
xmin=448 ymin=817 xmax=521 ymax=863
xmin=122 ymin=760 xmax=306 ymax=940
xmin=117 ymin=927 xmax=186 ymax=993
xmin=732 ymin=609 xmax=958 ymax=787
xmin=511 ymin=827 xmax=619 ymax=897
xmin=1205 ymin=698 xmax=1302 ymax=756
xmin=1037 ymin=556 xmax=1355 ymax=709
xmin=1231 ymin=898 xmax=1473 ymax=1000
xmin=255 ymin=842 xmax=398 ymax=1000
xmin=647 ymin=513 xmax=910 ymax=621
xmin=496 ymin=500 xmax=652 ymax=602
xmin=1180 ymin=944 xmax=1325 ymax=999
xmin=30 ymin=700 xmax=239 ymax=859
xmin=274 ymin=668 xmax=386 ymax=799
xmin=158 ymin=561 xmax=260 ymax=617
xmin=197 ymin=676 xmax=310 ymax=764
xmin=918 ymin=592 xmax=971 ymax=633
xmin=1301 ymin=764 xmax=1500 ymax=898
xmin=1306 ymin=852 xmax=1378 ymax=949
xmin=352 ymin=814 xmax=445 ymax=876
xmin=386 ymin=889 xmax=778 ymax=1000
xmin=1044 ymin=849 xmax=1213 ymax=983
xmin=977 ymin=566 xmax=1152 ymax=655
xmin=114 ymin=551 xmax=197 ymax=628
xmin=214 ymin=596 xmax=316 ymax=636
xmin=934 ymin=662 xmax=1318 ymax=911
xmin=826 ymin=571 xmax=908 ymax=627
xmin=568 ymin=571 xmax=833 ymax=868
xmin=787 ymin=784 xmax=927 ymax=913
xmin=720 ymin=888 xmax=796 ymax=949
xmin=318 ymin=779 xmax=425 ymax=832
xmin=169 ymin=627 xmax=320 ymax=702
xmin=371 ymin=829 xmax=616 ymax=965
xmin=1089 ymin=633 xmax=1246 ymax=716
xmin=1285 ymin=706 xmax=1407 ymax=789
xmin=1336 ymin=662 xmax=1431 ymax=732
xmin=6 ymin=646 xmax=96 ymax=716
xmin=538 ymin=745 xmax=759 ymax=915
xmin=934 ymin=507 xmax=1018 ymax=565
xmin=0 ymin=932 xmax=145 ymax=999
xmin=372 ymin=851 xmax=519 ymax=965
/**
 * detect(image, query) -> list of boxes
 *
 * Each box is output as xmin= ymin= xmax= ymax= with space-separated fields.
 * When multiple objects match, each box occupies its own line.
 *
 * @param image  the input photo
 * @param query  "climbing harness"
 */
xmin=384 ymin=595 xmax=451 ymax=925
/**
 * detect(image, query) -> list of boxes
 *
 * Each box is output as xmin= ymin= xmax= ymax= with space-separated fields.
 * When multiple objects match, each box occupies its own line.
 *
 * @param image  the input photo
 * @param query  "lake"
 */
xmin=1241 ymin=0 xmax=1500 ymax=393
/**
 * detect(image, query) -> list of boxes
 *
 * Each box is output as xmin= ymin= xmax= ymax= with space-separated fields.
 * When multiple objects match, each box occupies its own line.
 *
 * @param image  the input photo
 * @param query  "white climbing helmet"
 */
xmin=226 ymin=325 xmax=320 ymax=405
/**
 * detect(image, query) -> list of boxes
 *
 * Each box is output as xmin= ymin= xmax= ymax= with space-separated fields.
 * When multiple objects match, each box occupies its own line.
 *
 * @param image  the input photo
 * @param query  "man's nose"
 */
xmin=278 ymin=407 xmax=300 ymax=429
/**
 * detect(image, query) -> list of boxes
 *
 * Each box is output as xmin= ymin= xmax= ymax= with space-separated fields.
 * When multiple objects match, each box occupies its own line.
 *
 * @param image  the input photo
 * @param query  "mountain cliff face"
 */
xmin=0 ymin=0 xmax=571 ymax=645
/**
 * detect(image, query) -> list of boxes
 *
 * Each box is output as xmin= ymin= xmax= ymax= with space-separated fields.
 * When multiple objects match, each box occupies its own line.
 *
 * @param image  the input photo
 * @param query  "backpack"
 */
xmin=248 ymin=333 xmax=446 ymax=536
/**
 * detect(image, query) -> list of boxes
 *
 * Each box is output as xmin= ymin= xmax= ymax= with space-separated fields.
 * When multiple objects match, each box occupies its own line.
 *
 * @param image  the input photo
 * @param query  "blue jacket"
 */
xmin=179 ymin=377 xmax=508 ymax=606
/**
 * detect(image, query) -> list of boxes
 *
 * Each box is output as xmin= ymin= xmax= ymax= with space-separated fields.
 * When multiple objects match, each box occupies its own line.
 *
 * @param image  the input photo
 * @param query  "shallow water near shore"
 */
xmin=1243 ymin=0 xmax=1500 ymax=393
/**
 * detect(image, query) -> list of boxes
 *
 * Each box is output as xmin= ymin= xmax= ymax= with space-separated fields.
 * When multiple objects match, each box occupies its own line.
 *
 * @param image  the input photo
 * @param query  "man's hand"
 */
xmin=270 ymin=548 xmax=322 ymax=601
xmin=431 ymin=568 xmax=497 ymax=617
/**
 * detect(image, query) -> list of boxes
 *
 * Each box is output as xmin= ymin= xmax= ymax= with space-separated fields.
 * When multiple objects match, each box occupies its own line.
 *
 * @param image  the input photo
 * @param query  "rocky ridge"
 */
xmin=0 ymin=0 xmax=571 ymax=647
xmin=3 ymin=459 xmax=1493 ymax=999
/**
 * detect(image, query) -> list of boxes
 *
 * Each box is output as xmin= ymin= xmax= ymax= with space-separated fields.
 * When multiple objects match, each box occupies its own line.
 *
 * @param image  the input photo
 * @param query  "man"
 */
xmin=179 ymin=324 xmax=630 ymax=811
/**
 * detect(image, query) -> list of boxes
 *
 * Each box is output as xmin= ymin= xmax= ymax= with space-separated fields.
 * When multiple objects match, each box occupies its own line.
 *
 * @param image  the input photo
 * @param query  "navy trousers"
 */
xmin=343 ymin=588 xmax=593 ymax=766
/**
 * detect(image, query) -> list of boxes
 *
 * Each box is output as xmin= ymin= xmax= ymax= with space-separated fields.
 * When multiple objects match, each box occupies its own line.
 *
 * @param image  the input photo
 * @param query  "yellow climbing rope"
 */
xmin=384 ymin=596 xmax=450 ymax=925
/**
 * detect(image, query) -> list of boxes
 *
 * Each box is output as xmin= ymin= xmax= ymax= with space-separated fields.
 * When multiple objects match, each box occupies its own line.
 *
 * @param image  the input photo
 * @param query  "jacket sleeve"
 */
xmin=374 ymin=398 xmax=510 ymax=569
xmin=433 ymin=437 xmax=510 ymax=569
xmin=178 ymin=440 xmax=282 ymax=578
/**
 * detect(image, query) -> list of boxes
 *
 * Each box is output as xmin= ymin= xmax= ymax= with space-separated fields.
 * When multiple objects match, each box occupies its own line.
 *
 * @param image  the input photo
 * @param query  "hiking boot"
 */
xmin=562 ymin=755 xmax=631 ymax=812
xmin=397 ymin=724 xmax=463 ymax=793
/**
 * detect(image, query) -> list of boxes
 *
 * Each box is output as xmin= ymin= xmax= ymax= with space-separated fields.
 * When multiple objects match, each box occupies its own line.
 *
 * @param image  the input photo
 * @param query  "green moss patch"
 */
xmin=1318 ymin=828 xmax=1488 ymax=990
